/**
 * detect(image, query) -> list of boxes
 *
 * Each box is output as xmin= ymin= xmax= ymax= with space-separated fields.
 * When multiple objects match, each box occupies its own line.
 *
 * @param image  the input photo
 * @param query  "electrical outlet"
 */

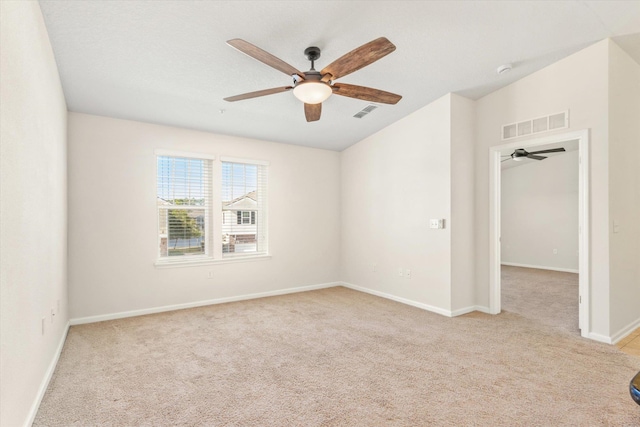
xmin=207 ymin=271 xmax=214 ymax=279
xmin=398 ymin=268 xmax=403 ymax=277
xmin=553 ymin=249 xmax=558 ymax=254
xmin=406 ymin=269 xmax=411 ymax=279
xmin=372 ymin=263 xmax=377 ymax=272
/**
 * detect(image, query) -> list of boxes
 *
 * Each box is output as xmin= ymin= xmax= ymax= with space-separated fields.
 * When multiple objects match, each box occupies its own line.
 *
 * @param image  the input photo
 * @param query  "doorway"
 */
xmin=488 ymin=130 xmax=590 ymax=338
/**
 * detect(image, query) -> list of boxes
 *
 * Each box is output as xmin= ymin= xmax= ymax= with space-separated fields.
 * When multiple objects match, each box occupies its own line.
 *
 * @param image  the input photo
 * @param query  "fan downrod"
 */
xmin=304 ymin=47 xmax=321 ymax=70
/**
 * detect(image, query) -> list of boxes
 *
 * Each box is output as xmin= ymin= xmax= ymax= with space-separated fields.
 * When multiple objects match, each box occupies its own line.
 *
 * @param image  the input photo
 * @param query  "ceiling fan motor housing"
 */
xmin=299 ymin=71 xmax=322 ymax=82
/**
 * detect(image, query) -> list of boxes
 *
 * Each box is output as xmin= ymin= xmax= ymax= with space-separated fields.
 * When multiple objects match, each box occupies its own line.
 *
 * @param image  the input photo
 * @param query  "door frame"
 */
xmin=488 ymin=129 xmax=590 ymax=338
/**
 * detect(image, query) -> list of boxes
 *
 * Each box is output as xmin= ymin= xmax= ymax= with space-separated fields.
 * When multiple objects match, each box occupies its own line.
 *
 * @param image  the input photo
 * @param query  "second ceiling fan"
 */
xmin=224 ymin=37 xmax=402 ymax=122
xmin=502 ymin=147 xmax=566 ymax=162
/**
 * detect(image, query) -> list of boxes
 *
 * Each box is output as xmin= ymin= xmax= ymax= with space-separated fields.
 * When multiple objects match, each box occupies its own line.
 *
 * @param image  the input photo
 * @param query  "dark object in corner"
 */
xmin=631 ymin=371 xmax=640 ymax=406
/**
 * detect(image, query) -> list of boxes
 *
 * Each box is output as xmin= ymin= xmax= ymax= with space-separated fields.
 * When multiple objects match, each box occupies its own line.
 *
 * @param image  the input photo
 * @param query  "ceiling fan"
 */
xmin=502 ymin=147 xmax=566 ymax=162
xmin=223 ymin=37 xmax=402 ymax=122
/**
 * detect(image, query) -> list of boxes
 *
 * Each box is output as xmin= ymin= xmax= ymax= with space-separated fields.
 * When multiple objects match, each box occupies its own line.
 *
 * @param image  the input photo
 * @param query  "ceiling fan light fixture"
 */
xmin=293 ymin=81 xmax=332 ymax=104
xmin=512 ymin=156 xmax=524 ymax=161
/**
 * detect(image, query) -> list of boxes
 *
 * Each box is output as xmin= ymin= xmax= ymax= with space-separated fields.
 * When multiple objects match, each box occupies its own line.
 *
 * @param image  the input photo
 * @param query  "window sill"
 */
xmin=154 ymin=254 xmax=271 ymax=269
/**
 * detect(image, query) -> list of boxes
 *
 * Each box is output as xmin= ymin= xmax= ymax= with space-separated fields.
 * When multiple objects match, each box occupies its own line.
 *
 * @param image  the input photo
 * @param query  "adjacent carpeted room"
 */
xmin=34 ymin=287 xmax=638 ymax=426
xmin=501 ymin=265 xmax=579 ymax=336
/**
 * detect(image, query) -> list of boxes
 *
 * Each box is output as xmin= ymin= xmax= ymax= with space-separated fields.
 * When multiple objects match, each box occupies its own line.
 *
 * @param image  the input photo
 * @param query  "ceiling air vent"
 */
xmin=353 ymin=104 xmax=378 ymax=119
xmin=502 ymin=110 xmax=569 ymax=140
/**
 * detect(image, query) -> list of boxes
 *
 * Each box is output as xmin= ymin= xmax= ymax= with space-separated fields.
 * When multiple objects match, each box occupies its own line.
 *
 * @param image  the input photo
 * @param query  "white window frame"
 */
xmin=154 ymin=150 xmax=270 ymax=268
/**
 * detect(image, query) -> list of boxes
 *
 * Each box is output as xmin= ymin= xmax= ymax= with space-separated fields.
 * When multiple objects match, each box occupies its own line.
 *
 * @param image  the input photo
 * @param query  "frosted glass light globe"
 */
xmin=293 ymin=82 xmax=332 ymax=104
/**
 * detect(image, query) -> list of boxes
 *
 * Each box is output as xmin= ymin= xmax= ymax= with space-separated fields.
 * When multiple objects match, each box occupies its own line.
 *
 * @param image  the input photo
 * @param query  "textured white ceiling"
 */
xmin=39 ymin=1 xmax=640 ymax=151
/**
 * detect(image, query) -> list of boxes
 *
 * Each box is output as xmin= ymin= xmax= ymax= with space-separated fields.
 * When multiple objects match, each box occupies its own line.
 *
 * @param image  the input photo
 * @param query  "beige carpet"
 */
xmin=501 ymin=265 xmax=579 ymax=336
xmin=35 ymin=287 xmax=639 ymax=426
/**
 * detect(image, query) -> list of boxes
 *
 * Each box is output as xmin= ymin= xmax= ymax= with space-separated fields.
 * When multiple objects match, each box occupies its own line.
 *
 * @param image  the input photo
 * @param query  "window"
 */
xmin=222 ymin=160 xmax=268 ymax=256
xmin=156 ymin=152 xmax=268 ymax=265
xmin=157 ymin=154 xmax=211 ymax=259
xmin=236 ymin=211 xmax=256 ymax=225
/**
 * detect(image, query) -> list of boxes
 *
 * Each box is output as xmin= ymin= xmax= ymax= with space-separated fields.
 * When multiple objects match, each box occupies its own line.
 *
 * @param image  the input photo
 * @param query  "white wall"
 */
xmin=67 ymin=113 xmax=340 ymax=320
xmin=450 ymin=94 xmax=476 ymax=312
xmin=501 ymin=151 xmax=579 ymax=272
xmin=475 ymin=40 xmax=611 ymax=337
xmin=0 ymin=2 xmax=68 ymax=426
xmin=608 ymin=42 xmax=640 ymax=337
xmin=341 ymin=93 xmax=475 ymax=314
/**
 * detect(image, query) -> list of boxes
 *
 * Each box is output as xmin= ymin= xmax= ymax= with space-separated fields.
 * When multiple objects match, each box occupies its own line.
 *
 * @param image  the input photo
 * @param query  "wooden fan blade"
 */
xmin=304 ymin=103 xmax=321 ymax=122
xmin=320 ymin=37 xmax=396 ymax=81
xmin=224 ymin=86 xmax=292 ymax=102
xmin=527 ymin=155 xmax=547 ymax=160
xmin=332 ymin=83 xmax=402 ymax=104
xmin=227 ymin=39 xmax=303 ymax=77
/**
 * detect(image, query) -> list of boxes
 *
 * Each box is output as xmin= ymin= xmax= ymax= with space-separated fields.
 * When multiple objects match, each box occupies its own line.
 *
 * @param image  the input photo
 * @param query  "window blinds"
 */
xmin=221 ymin=161 xmax=268 ymax=256
xmin=157 ymin=155 xmax=212 ymax=258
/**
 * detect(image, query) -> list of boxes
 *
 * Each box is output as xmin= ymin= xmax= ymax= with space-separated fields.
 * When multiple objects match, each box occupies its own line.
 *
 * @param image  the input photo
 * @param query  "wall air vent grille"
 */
xmin=353 ymin=104 xmax=378 ymax=118
xmin=501 ymin=110 xmax=569 ymax=140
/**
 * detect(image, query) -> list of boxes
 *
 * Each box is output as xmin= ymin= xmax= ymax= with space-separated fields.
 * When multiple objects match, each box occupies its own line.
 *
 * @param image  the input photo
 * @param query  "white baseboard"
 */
xmin=451 ymin=305 xmax=492 ymax=316
xmin=501 ymin=262 xmax=578 ymax=274
xmin=340 ymin=282 xmax=448 ymax=317
xmin=587 ymin=332 xmax=612 ymax=344
xmin=340 ymin=282 xmax=492 ymax=318
xmin=70 ymin=282 xmax=340 ymax=325
xmin=611 ymin=316 xmax=640 ymax=345
xmin=25 ymin=321 xmax=70 ymax=427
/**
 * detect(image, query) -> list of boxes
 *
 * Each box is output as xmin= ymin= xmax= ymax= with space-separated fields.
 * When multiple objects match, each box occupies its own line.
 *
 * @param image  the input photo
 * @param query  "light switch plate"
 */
xmin=430 ymin=219 xmax=445 ymax=229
